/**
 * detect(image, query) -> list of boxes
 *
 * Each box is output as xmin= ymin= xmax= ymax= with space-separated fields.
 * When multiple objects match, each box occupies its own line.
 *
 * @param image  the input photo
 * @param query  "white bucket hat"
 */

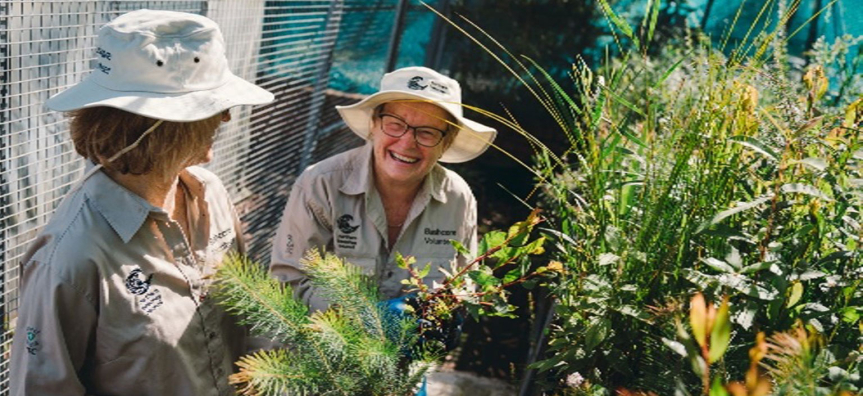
xmin=336 ymin=66 xmax=497 ymax=163
xmin=46 ymin=9 xmax=273 ymax=121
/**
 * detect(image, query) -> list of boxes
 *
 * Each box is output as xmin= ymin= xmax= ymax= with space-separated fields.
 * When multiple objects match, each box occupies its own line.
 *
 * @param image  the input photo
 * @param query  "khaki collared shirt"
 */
xmin=271 ymin=143 xmax=478 ymax=312
xmin=11 ymin=166 xmax=245 ymax=396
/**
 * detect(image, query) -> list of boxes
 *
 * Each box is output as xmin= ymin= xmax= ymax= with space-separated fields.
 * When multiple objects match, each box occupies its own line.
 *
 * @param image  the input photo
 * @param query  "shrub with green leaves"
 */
xmin=430 ymin=0 xmax=862 ymax=393
xmin=526 ymin=1 xmax=863 ymax=393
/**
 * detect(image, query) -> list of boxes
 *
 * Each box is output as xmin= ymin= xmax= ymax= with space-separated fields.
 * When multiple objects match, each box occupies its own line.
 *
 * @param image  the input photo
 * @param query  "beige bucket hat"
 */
xmin=336 ymin=66 xmax=497 ymax=163
xmin=46 ymin=9 xmax=273 ymax=121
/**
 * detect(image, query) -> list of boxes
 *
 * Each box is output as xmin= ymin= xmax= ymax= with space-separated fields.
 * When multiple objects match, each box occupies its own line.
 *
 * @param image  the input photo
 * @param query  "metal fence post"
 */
xmin=425 ymin=0 xmax=450 ymax=71
xmin=385 ymin=0 xmax=409 ymax=73
xmin=0 ymin=1 xmax=10 ymax=390
xmin=298 ymin=0 xmax=344 ymax=173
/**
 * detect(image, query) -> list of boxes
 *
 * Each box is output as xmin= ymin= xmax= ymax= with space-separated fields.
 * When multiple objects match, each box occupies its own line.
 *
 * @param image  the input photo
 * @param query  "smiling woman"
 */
xmin=269 ymin=70 xmax=497 ymax=396
xmin=269 ymin=69 xmax=497 ymax=366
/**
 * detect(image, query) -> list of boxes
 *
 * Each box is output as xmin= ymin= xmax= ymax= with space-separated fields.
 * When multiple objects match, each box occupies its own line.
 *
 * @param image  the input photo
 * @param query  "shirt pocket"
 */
xmin=95 ymin=274 xmax=196 ymax=366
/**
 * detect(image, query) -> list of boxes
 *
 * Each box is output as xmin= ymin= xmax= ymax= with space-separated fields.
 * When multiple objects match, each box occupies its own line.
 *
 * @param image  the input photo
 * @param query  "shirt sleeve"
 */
xmin=458 ymin=192 xmax=479 ymax=269
xmin=11 ymin=259 xmax=97 ymax=396
xmin=270 ymin=177 xmax=333 ymax=312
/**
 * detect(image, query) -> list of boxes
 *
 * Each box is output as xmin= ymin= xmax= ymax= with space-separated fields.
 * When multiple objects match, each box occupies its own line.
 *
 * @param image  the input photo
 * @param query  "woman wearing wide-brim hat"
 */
xmin=270 ymin=66 xmax=496 ymax=314
xmin=10 ymin=9 xmax=272 ymax=396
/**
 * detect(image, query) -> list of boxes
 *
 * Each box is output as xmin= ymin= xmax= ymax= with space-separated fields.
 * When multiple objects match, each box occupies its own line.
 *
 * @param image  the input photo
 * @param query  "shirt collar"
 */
xmin=83 ymin=164 xmax=206 ymax=244
xmin=340 ymin=143 xmax=448 ymax=204
xmin=340 ymin=143 xmax=374 ymax=196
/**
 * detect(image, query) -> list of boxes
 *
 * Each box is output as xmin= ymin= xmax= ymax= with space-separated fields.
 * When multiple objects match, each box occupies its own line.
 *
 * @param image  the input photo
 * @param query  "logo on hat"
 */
xmin=407 ymin=76 xmax=427 ymax=91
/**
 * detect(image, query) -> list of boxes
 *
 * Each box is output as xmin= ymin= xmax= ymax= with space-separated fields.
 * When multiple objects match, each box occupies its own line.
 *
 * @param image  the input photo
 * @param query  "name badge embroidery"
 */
xmin=423 ymin=228 xmax=457 ymax=245
xmin=208 ymin=228 xmax=236 ymax=255
xmin=125 ymin=268 xmax=163 ymax=314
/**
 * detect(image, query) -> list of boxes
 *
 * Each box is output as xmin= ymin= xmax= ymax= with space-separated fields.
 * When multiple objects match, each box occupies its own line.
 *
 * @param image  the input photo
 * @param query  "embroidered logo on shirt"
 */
xmin=25 ymin=327 xmax=40 ymax=355
xmin=125 ymin=268 xmax=153 ymax=295
xmin=336 ymin=214 xmax=359 ymax=250
xmin=285 ymin=234 xmax=295 ymax=255
xmin=337 ymin=214 xmax=359 ymax=234
xmin=407 ymin=76 xmax=427 ymax=91
xmin=424 ymin=228 xmax=457 ymax=245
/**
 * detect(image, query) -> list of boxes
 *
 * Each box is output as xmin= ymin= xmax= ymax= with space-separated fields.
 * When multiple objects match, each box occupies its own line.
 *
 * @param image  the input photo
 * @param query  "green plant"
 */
xmin=531 ymin=2 xmax=863 ymax=392
xmin=426 ymin=0 xmax=862 ymax=393
xmin=211 ymin=211 xmax=551 ymax=395
xmin=214 ymin=251 xmax=431 ymax=396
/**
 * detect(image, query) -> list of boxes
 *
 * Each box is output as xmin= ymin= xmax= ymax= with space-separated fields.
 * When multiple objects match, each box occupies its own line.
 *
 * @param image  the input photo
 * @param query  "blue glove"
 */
xmin=380 ymin=293 xmax=464 ymax=352
xmin=379 ymin=295 xmax=431 ymax=396
xmin=380 ymin=294 xmax=412 ymax=318
xmin=415 ymin=376 xmax=428 ymax=396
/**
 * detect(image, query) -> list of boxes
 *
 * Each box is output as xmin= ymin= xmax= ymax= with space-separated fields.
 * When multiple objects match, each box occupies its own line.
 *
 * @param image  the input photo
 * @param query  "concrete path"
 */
xmin=427 ymin=371 xmax=517 ymax=396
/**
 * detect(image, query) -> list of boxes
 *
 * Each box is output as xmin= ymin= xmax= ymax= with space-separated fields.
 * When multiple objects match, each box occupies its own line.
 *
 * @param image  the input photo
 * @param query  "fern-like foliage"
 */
xmin=213 ymin=251 xmax=435 ymax=396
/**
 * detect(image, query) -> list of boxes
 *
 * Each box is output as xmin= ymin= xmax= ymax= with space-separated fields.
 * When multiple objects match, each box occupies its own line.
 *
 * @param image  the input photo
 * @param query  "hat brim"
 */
xmin=336 ymin=91 xmax=496 ymax=163
xmin=46 ymin=74 xmax=274 ymax=122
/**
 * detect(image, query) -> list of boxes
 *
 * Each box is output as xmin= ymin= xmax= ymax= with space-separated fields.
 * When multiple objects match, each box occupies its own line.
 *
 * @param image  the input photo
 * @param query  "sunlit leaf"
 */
xmin=662 ymin=337 xmax=687 ymax=357
xmin=585 ymin=317 xmax=612 ymax=351
xmin=708 ymin=297 xmax=731 ymax=363
xmin=789 ymin=157 xmax=828 ymax=172
xmin=780 ymin=183 xmax=832 ymax=201
xmin=787 ymin=282 xmax=804 ymax=308
xmin=598 ymin=253 xmax=620 ymax=266
xmin=732 ymin=301 xmax=757 ymax=330
xmin=729 ymin=136 xmax=779 ymax=161
xmin=478 ymin=231 xmax=506 ymax=256
xmin=696 ymin=196 xmax=773 ymax=234
xmin=690 ymin=293 xmax=708 ymax=349
xmin=450 ymin=240 xmax=470 ymax=257
xmin=701 ymin=257 xmax=736 ymax=274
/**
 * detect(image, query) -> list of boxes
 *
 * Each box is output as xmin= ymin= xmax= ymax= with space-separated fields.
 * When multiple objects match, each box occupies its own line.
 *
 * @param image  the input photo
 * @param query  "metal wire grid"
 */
xmin=0 ymin=0 xmax=446 ymax=392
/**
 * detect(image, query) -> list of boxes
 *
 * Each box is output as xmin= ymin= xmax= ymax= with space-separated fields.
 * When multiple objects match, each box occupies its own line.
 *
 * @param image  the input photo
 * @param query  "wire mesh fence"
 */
xmin=0 ymin=0 xmax=446 ymax=392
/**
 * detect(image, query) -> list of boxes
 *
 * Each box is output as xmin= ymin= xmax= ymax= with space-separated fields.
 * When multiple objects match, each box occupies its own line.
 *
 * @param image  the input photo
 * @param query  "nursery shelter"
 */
xmin=0 ymin=0 xmax=451 ymax=393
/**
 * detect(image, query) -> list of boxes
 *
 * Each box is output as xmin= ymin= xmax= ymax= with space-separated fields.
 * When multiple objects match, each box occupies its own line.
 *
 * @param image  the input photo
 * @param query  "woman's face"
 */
xmin=371 ymin=101 xmax=450 ymax=187
xmin=189 ymin=110 xmax=230 ymax=166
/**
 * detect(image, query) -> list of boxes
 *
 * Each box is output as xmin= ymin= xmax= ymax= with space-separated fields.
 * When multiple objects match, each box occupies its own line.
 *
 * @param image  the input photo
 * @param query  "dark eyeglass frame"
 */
xmin=376 ymin=113 xmax=448 ymax=148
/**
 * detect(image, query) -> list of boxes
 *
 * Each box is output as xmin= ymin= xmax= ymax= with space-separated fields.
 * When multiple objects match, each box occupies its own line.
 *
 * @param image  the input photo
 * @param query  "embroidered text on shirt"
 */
xmin=140 ymin=289 xmax=164 ymax=314
xmin=285 ymin=234 xmax=294 ymax=255
xmin=208 ymin=228 xmax=235 ymax=254
xmin=423 ymin=228 xmax=457 ymax=245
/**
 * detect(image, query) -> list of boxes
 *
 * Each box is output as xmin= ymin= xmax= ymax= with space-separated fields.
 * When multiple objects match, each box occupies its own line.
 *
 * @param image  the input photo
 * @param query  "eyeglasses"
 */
xmin=377 ymin=113 xmax=448 ymax=147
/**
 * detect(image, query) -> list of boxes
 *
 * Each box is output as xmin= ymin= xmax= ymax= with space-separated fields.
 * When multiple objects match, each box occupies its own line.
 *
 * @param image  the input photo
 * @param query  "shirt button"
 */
xmin=386 ymin=271 xmax=394 ymax=278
